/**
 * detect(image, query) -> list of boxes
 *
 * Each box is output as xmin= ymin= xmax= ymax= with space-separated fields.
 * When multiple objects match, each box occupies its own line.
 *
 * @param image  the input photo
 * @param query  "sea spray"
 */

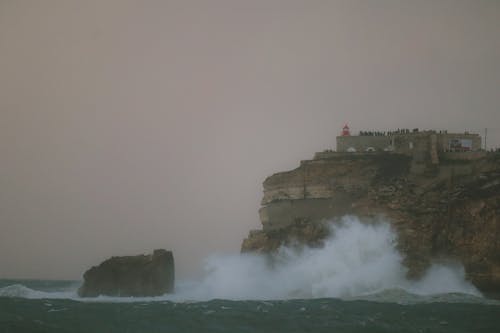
xmin=174 ymin=216 xmax=481 ymax=300
xmin=0 ymin=216 xmax=481 ymax=302
xmin=408 ymin=264 xmax=480 ymax=296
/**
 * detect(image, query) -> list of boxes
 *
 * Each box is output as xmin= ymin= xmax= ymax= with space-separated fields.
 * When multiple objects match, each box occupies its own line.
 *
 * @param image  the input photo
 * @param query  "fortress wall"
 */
xmin=335 ymin=132 xmax=483 ymax=171
xmin=336 ymin=136 xmax=391 ymax=152
xmin=391 ymin=134 xmax=420 ymax=154
xmin=338 ymin=132 xmax=481 ymax=150
xmin=442 ymin=151 xmax=487 ymax=161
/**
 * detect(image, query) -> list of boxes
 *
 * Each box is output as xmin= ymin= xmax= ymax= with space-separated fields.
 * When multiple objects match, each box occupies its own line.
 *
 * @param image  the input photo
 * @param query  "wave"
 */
xmin=0 ymin=284 xmax=77 ymax=299
xmin=0 ymin=216 xmax=492 ymax=304
xmin=173 ymin=216 xmax=482 ymax=301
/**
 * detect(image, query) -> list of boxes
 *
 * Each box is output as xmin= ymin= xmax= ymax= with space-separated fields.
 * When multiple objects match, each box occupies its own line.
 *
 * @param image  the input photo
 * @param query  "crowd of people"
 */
xmin=359 ymin=128 xmax=422 ymax=136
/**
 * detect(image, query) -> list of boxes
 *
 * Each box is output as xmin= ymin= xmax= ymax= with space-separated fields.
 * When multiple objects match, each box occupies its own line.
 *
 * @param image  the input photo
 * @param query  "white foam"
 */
xmin=407 ymin=263 xmax=480 ymax=296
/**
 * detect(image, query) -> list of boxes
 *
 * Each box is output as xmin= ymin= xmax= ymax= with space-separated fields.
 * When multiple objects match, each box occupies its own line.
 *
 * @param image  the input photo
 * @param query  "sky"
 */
xmin=1 ymin=0 xmax=499 ymax=280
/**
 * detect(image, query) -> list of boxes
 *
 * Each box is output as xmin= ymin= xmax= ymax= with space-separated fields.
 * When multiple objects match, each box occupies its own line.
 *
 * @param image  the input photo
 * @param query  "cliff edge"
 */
xmin=241 ymin=152 xmax=500 ymax=296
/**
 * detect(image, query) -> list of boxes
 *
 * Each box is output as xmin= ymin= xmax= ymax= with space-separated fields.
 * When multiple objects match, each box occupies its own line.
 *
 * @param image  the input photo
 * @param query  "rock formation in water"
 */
xmin=241 ymin=151 xmax=500 ymax=296
xmin=78 ymin=249 xmax=174 ymax=297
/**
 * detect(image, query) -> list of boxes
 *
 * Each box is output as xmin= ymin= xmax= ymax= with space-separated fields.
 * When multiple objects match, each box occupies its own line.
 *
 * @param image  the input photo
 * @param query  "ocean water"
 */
xmin=1 ymin=217 xmax=499 ymax=332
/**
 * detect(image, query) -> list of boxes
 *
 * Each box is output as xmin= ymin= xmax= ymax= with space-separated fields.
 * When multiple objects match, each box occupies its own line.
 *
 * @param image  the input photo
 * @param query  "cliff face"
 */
xmin=241 ymin=152 xmax=500 ymax=295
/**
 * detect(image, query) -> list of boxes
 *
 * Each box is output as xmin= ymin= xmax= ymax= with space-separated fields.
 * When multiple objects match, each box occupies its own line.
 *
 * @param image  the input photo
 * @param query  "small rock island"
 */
xmin=78 ymin=249 xmax=174 ymax=297
xmin=242 ymin=126 xmax=500 ymax=296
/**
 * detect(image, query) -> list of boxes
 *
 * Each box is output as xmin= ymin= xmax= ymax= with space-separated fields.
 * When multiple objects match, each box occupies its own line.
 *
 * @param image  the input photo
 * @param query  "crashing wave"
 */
xmin=174 ymin=216 xmax=481 ymax=301
xmin=0 ymin=216 xmax=488 ymax=303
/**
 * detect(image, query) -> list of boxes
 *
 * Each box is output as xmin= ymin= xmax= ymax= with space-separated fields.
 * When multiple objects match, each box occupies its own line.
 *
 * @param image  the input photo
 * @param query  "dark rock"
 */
xmin=78 ymin=249 xmax=174 ymax=297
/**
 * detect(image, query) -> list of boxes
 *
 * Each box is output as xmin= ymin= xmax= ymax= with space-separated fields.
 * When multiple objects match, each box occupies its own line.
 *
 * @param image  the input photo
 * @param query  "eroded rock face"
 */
xmin=78 ymin=249 xmax=174 ymax=297
xmin=242 ymin=152 xmax=500 ymax=296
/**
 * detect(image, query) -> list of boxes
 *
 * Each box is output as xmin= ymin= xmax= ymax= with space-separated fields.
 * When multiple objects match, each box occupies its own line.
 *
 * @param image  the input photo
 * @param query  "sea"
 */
xmin=1 ymin=217 xmax=499 ymax=332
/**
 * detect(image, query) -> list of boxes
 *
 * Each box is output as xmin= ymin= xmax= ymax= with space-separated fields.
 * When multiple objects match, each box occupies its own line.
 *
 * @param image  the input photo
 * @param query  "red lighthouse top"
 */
xmin=341 ymin=124 xmax=350 ymax=136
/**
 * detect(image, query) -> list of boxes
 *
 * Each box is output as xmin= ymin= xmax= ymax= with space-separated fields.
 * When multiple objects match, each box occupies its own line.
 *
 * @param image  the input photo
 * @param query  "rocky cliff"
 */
xmin=241 ymin=152 xmax=500 ymax=296
xmin=78 ymin=249 xmax=174 ymax=297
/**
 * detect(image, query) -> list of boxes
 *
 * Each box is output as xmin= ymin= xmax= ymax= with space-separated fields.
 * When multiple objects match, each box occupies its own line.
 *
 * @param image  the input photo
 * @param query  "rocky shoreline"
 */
xmin=242 ymin=152 xmax=500 ymax=296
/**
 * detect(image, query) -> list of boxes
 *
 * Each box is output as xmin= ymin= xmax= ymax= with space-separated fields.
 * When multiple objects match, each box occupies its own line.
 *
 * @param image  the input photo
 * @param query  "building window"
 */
xmin=449 ymin=138 xmax=472 ymax=152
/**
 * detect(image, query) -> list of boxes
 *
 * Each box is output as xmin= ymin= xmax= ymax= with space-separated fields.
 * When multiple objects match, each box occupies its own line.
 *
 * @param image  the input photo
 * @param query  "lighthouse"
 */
xmin=341 ymin=124 xmax=350 ymax=136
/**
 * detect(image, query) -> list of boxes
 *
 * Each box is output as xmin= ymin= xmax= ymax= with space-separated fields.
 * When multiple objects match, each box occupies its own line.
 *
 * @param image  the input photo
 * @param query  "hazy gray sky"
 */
xmin=1 ymin=0 xmax=499 ymax=280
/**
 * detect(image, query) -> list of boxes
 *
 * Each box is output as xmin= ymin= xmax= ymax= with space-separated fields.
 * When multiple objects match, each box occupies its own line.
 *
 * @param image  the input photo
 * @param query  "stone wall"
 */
xmin=442 ymin=151 xmax=487 ymax=161
xmin=336 ymin=136 xmax=391 ymax=152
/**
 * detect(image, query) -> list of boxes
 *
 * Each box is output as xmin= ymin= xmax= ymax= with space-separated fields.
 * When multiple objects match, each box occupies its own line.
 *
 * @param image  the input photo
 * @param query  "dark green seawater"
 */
xmin=1 ymin=279 xmax=499 ymax=333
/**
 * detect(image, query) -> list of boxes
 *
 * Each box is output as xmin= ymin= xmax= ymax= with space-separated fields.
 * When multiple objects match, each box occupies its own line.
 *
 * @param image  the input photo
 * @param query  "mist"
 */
xmin=172 ymin=216 xmax=480 ymax=301
xmin=1 ymin=0 xmax=499 ymax=280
